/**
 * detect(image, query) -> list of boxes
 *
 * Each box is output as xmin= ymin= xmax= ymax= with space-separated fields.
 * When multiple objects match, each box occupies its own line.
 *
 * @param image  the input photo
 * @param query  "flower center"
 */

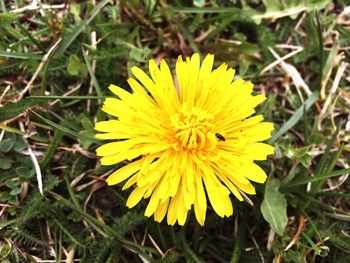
xmin=170 ymin=105 xmax=217 ymax=151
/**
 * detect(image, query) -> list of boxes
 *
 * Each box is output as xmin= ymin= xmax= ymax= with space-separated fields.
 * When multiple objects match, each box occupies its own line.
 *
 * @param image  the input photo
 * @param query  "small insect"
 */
xmin=215 ymin=133 xmax=225 ymax=141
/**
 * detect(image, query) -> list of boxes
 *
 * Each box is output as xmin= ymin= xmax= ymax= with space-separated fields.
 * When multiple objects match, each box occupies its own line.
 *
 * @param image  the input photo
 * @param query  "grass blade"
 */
xmin=269 ymin=91 xmax=319 ymax=143
xmin=281 ymin=168 xmax=350 ymax=190
xmin=16 ymin=23 xmax=45 ymax=52
xmin=47 ymin=191 xmax=111 ymax=238
xmin=316 ymin=192 xmax=350 ymax=199
xmin=32 ymin=111 xmax=100 ymax=143
xmin=0 ymin=51 xmax=42 ymax=60
xmin=230 ymin=221 xmax=246 ymax=263
xmin=56 ymin=0 xmax=110 ymax=55
xmin=82 ymin=48 xmax=103 ymax=97
xmin=29 ymin=96 xmax=107 ymax=100
xmin=0 ymin=98 xmax=41 ymax=122
xmin=310 ymin=123 xmax=343 ymax=194
xmin=171 ymin=7 xmax=241 ymax=14
xmin=40 ymin=130 xmax=63 ymax=170
xmin=315 ymin=11 xmax=324 ymax=90
xmin=176 ymin=22 xmax=201 ymax=55
xmin=301 ymin=232 xmax=322 ymax=255
xmin=48 ymin=191 xmax=154 ymax=260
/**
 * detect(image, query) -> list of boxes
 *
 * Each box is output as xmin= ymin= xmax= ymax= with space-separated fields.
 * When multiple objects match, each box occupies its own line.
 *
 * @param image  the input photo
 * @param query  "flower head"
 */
xmin=95 ymin=54 xmax=274 ymax=226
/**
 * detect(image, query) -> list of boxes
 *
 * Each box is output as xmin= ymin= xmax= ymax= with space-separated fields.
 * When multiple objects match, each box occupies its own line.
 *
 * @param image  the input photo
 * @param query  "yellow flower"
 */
xmin=95 ymin=54 xmax=274 ymax=226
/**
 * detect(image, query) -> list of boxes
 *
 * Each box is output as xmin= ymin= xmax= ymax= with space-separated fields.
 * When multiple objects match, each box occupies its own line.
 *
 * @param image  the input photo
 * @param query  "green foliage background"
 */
xmin=0 ymin=0 xmax=350 ymax=262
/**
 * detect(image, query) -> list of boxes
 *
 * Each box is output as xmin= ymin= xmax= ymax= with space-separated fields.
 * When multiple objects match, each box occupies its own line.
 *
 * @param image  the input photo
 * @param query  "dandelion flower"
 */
xmin=95 ymin=54 xmax=274 ymax=226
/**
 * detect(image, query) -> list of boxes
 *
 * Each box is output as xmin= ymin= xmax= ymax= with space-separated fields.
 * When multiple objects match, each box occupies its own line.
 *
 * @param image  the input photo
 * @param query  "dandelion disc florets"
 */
xmin=95 ymin=53 xmax=274 ymax=226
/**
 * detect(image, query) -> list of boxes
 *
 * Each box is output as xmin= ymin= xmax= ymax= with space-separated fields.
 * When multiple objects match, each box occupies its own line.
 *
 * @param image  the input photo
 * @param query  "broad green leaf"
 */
xmin=0 ymin=157 xmax=12 ymax=170
xmin=8 ymin=196 xmax=18 ymax=206
xmin=261 ymin=178 xmax=288 ymax=236
xmin=67 ymin=54 xmax=81 ymax=75
xmin=70 ymin=3 xmax=82 ymax=23
xmin=16 ymin=167 xmax=34 ymax=179
xmin=0 ymin=138 xmax=14 ymax=152
xmin=67 ymin=54 xmax=87 ymax=77
xmin=307 ymin=132 xmax=324 ymax=144
xmin=10 ymin=187 xmax=22 ymax=196
xmin=0 ymin=192 xmax=12 ymax=201
xmin=193 ymin=0 xmax=205 ymax=7
xmin=5 ymin=179 xmax=16 ymax=188
xmin=13 ymin=136 xmax=26 ymax=151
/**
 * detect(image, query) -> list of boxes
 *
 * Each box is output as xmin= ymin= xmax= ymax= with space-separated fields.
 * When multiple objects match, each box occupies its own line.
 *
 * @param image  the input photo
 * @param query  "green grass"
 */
xmin=1 ymin=0 xmax=350 ymax=262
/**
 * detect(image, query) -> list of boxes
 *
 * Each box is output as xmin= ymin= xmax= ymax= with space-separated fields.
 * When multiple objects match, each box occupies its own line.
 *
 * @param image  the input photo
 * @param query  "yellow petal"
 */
xmin=205 ymin=188 xmax=228 ymax=218
xmin=194 ymin=198 xmax=206 ymax=226
xmin=229 ymin=177 xmax=256 ymax=195
xmin=95 ymin=132 xmax=130 ymax=140
xmin=167 ymin=196 xmax=178 ymax=226
xmin=154 ymin=198 xmax=169 ymax=222
xmin=131 ymin=66 xmax=161 ymax=105
xmin=220 ymin=176 xmax=243 ymax=201
xmin=126 ymin=186 xmax=147 ymax=208
xmin=96 ymin=138 xmax=142 ymax=156
xmin=143 ymin=181 xmax=158 ymax=199
xmin=175 ymin=56 xmax=188 ymax=104
xmin=223 ymin=115 xmax=264 ymax=133
xmin=177 ymin=194 xmax=188 ymax=226
xmin=127 ymin=78 xmax=157 ymax=106
xmin=202 ymin=170 xmax=231 ymax=218
xmin=244 ymin=122 xmax=274 ymax=141
xmin=243 ymin=163 xmax=268 ymax=183
xmin=122 ymin=174 xmax=138 ymax=190
xmin=108 ymin=84 xmax=132 ymax=101
xmin=95 ymin=120 xmax=121 ymax=132
xmin=194 ymin=173 xmax=207 ymax=211
xmin=144 ymin=193 xmax=160 ymax=217
xmin=159 ymin=60 xmax=179 ymax=102
xmin=106 ymin=159 xmax=143 ymax=185
xmin=244 ymin=143 xmax=275 ymax=160
xmin=101 ymin=98 xmax=132 ymax=118
xmin=198 ymin=54 xmax=214 ymax=82
xmin=100 ymin=149 xmax=141 ymax=165
xmin=222 ymin=194 xmax=233 ymax=217
xmin=186 ymin=53 xmax=200 ymax=108
xmin=148 ymin=59 xmax=161 ymax=86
